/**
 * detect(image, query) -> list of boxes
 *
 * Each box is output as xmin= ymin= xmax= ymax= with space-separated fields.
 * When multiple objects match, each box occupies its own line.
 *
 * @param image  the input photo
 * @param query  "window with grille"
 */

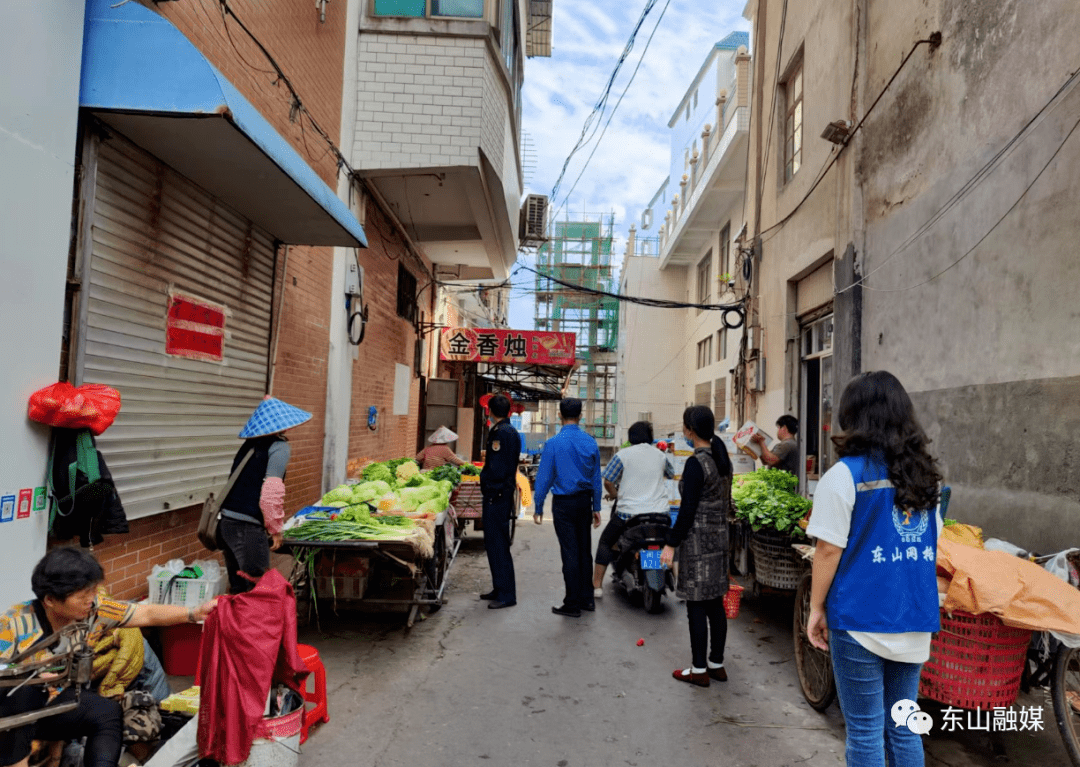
xmin=396 ymin=263 xmax=417 ymax=321
xmin=783 ymin=57 xmax=803 ymax=183
xmin=719 ymin=222 xmax=731 ymax=280
xmin=696 ymin=335 xmax=713 ymax=369
xmin=697 ymin=250 xmax=712 ymax=309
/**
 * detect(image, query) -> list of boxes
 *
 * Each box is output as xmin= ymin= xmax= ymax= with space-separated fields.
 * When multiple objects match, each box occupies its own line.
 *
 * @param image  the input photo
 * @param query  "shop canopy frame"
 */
xmin=475 ymin=360 xmax=578 ymax=402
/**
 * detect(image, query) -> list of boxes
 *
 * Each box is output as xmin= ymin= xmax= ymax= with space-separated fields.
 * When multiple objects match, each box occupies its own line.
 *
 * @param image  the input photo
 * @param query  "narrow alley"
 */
xmin=297 ymin=509 xmax=1071 ymax=767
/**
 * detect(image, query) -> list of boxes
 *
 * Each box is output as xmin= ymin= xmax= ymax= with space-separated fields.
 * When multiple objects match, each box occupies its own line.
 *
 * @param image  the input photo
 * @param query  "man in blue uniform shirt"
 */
xmin=533 ymin=398 xmax=603 ymax=617
xmin=479 ymin=394 xmax=521 ymax=609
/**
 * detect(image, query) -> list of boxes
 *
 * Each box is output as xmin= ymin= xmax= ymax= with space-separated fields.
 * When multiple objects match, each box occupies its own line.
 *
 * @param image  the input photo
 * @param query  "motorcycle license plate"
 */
xmin=640 ymin=549 xmax=663 ymax=570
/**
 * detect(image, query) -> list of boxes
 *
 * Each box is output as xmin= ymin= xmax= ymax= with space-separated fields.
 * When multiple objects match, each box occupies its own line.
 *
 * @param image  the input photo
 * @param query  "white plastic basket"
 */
xmin=148 ymin=571 xmax=226 ymax=607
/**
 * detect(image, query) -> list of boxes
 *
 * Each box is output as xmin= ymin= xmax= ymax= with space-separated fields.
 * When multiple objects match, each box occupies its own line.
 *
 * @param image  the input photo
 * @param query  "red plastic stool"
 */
xmin=297 ymin=644 xmax=329 ymax=744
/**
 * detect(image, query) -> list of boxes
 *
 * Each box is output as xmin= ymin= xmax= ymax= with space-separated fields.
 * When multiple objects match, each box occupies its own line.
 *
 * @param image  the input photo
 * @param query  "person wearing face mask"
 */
xmin=660 ymin=406 xmax=734 ymax=687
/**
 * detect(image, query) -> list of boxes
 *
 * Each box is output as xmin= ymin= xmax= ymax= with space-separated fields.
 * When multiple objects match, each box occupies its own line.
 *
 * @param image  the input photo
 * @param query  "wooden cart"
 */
xmin=285 ymin=508 xmax=460 ymax=629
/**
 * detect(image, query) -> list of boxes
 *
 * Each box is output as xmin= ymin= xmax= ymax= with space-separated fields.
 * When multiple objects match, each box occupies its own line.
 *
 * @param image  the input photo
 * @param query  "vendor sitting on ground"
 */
xmin=415 ymin=426 xmax=467 ymax=471
xmin=0 ymin=548 xmax=217 ymax=767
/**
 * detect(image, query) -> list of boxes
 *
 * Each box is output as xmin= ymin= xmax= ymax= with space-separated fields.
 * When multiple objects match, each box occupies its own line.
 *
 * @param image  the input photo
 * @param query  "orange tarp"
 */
xmin=937 ymin=538 xmax=1080 ymax=635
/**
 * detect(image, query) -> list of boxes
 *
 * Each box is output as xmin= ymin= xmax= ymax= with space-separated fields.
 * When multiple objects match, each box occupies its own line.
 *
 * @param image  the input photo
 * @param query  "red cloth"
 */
xmin=197 ymin=569 xmax=310 ymax=764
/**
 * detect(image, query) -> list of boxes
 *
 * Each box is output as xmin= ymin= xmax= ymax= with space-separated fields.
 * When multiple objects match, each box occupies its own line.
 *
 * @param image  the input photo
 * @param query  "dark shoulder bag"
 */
xmin=198 ymin=450 xmax=254 ymax=551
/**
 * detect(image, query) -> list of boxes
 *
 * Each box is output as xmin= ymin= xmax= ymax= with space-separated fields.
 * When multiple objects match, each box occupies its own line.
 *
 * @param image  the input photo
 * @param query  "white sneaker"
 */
xmin=593 ymin=587 xmax=603 ymax=599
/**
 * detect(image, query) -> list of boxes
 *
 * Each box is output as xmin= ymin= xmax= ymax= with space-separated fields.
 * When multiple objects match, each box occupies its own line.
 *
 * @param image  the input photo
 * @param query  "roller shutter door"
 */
xmin=76 ymin=133 xmax=277 ymax=519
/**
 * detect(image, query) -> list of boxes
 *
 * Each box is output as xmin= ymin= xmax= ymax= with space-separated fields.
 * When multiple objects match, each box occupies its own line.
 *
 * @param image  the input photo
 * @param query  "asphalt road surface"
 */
xmin=297 ymin=503 xmax=1073 ymax=767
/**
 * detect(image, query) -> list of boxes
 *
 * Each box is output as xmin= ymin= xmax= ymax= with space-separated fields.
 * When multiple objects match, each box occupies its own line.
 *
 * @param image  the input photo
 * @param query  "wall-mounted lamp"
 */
xmin=821 ymin=120 xmax=853 ymax=145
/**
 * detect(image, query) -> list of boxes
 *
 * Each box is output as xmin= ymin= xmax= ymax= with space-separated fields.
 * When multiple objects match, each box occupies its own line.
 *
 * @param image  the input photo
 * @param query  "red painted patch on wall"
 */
xmin=166 ymin=293 xmax=226 ymax=362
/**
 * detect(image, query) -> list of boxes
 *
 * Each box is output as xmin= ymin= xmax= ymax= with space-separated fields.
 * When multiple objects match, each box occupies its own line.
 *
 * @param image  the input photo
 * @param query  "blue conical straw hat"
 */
xmin=239 ymin=397 xmax=312 ymax=438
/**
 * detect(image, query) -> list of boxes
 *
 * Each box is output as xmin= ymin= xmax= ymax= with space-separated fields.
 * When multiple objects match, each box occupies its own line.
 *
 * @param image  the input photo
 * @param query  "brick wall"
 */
xmin=82 ymin=0 xmax=349 ymax=599
xmin=346 ymin=199 xmax=432 ymax=464
xmin=355 ymin=34 xmax=487 ymax=169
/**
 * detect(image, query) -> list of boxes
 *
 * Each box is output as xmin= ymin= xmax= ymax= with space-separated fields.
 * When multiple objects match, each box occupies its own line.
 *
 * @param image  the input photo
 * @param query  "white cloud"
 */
xmin=509 ymin=0 xmax=750 ymax=329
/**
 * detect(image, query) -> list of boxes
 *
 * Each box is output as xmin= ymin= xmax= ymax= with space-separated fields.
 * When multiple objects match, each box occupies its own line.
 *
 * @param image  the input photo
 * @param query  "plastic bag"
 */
xmin=28 ymin=382 xmax=121 ymax=435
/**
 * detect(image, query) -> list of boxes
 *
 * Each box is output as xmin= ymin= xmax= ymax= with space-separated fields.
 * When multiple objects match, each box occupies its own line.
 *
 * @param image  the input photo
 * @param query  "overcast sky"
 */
xmin=505 ymin=0 xmax=751 ymax=329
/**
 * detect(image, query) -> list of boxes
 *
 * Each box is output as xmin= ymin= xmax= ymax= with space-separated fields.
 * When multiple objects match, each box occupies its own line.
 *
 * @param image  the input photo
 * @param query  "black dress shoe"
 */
xmin=479 ymin=591 xmax=497 ymax=600
xmin=581 ymin=603 xmax=595 ymax=612
xmin=552 ymin=605 xmax=581 ymax=617
xmin=488 ymin=600 xmax=516 ymax=609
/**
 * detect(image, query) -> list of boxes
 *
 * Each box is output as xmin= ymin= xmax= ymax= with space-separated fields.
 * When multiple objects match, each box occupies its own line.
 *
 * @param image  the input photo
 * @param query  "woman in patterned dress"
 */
xmin=660 ymin=405 xmax=734 ymax=687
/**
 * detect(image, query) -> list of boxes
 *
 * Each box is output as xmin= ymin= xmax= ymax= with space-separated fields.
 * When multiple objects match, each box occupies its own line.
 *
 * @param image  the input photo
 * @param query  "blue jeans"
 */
xmin=830 ymin=629 xmax=925 ymax=767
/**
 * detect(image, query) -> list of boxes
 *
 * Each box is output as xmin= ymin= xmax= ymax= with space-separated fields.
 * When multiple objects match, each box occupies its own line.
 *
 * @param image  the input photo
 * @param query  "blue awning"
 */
xmin=80 ymin=0 xmax=366 ymax=247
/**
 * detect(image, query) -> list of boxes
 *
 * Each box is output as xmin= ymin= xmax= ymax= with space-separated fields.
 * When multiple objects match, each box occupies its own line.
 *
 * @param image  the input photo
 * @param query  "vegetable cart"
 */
xmin=791 ymin=491 xmax=1080 ymax=766
xmin=284 ymin=506 xmax=459 ymax=630
xmin=730 ymin=468 xmax=812 ymax=599
xmin=448 ymin=475 xmax=521 ymax=545
xmin=283 ymin=457 xmax=464 ymax=629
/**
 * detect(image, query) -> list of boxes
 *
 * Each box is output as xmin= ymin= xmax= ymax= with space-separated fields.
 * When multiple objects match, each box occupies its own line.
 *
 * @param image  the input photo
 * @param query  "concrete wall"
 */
xmin=743 ymin=0 xmax=1080 ymax=549
xmin=0 ymin=2 xmax=86 ymax=606
xmin=855 ymin=0 xmax=1080 ymax=551
xmin=617 ymin=257 xmax=688 ymax=440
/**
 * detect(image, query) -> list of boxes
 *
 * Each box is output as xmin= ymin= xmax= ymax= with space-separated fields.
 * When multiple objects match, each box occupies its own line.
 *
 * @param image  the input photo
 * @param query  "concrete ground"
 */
xmin=293 ymin=503 xmax=1074 ymax=767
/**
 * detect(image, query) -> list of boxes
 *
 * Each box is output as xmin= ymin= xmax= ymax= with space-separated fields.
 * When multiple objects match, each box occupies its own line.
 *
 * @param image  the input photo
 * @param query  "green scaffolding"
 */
xmin=534 ymin=215 xmax=620 ymax=442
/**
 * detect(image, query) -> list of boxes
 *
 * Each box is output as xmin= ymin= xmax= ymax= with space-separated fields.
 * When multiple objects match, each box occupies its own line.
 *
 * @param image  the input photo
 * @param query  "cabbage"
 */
xmin=361 ymin=463 xmax=394 ymax=485
xmin=352 ymin=480 xmax=391 ymax=503
xmin=395 ymin=461 xmax=420 ymax=482
xmin=319 ymin=485 xmax=353 ymax=506
xmin=416 ymin=499 xmax=443 ymax=515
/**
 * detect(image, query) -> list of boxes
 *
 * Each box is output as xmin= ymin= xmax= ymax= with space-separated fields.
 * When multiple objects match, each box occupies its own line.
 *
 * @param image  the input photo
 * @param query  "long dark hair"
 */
xmin=683 ymin=406 xmax=733 ymax=477
xmin=832 ymin=371 xmax=941 ymax=512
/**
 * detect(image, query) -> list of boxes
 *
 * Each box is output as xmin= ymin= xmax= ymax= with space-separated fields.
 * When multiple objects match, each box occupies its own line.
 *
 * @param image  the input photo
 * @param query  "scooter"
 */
xmin=610 ymin=512 xmax=677 ymax=613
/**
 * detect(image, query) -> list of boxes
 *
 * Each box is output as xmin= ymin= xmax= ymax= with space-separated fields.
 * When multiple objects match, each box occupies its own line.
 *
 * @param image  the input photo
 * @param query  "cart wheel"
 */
xmin=1052 ymin=644 xmax=1080 ymax=766
xmin=793 ymin=570 xmax=836 ymax=712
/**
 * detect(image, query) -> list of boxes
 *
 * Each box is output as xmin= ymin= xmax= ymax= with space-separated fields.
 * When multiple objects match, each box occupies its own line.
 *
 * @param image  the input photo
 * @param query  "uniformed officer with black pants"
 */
xmin=479 ymin=394 xmax=521 ymax=609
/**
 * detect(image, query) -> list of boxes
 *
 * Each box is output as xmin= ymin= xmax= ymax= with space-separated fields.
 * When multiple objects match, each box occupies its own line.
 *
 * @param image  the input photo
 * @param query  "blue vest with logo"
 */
xmin=826 ymin=455 xmax=941 ymax=634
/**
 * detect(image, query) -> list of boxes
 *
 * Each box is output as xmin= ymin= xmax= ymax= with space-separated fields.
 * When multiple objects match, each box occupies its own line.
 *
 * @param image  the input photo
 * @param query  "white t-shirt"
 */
xmin=611 ymin=444 xmax=671 ymax=517
xmin=807 ymin=461 xmax=942 ymax=664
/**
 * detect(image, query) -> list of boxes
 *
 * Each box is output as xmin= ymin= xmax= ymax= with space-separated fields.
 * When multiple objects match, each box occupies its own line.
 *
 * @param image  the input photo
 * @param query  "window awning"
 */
xmin=80 ymin=0 xmax=367 ymax=248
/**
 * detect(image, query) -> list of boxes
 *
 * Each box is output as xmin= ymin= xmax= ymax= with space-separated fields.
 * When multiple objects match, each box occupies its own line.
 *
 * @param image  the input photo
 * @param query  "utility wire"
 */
xmin=837 ymin=63 xmax=1080 ymax=293
xmin=548 ymin=0 xmax=662 ymax=205
xmin=757 ymin=33 xmax=942 ymax=243
xmin=521 ymin=265 xmax=746 ymax=321
xmin=548 ymin=0 xmax=673 ymax=223
xmin=862 ymin=107 xmax=1080 ymax=293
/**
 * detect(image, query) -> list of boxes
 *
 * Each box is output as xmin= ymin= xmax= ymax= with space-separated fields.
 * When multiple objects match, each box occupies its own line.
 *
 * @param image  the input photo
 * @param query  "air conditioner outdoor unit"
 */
xmin=519 ymin=194 xmax=548 ymax=246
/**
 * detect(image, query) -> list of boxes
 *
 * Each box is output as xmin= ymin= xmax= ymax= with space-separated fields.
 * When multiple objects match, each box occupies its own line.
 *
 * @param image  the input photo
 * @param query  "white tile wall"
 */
xmin=353 ymin=33 xmax=509 ymax=172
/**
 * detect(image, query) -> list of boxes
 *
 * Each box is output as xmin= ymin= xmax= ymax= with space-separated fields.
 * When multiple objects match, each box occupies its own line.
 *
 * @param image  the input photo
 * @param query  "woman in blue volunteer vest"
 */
xmin=806 ymin=371 xmax=943 ymax=766
xmin=218 ymin=397 xmax=311 ymax=594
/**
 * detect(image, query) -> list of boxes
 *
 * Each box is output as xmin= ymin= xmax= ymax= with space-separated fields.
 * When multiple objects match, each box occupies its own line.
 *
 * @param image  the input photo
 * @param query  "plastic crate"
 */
xmin=148 ymin=571 xmax=225 ymax=607
xmin=918 ymin=610 xmax=1032 ymax=710
xmin=749 ymin=530 xmax=808 ymax=590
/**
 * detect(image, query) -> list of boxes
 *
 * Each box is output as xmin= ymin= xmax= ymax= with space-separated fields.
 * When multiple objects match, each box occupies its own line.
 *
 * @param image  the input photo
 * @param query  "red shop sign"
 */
xmin=439 ymin=328 xmax=576 ymax=365
xmin=166 ymin=292 xmax=226 ymax=362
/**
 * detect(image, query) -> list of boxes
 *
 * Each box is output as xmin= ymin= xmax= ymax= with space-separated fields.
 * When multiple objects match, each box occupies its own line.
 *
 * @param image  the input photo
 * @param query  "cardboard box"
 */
xmin=733 ymin=421 xmax=773 ymax=459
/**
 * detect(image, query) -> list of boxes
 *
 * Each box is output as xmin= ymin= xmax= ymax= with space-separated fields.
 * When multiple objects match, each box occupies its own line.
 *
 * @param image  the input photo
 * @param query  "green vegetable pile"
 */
xmin=317 ymin=457 xmax=456 ymax=515
xmin=426 ymin=464 xmax=463 ymax=485
xmin=732 ymin=467 xmax=811 ymax=537
xmin=285 ymin=504 xmax=416 ymax=543
xmin=459 ymin=464 xmax=481 ymax=477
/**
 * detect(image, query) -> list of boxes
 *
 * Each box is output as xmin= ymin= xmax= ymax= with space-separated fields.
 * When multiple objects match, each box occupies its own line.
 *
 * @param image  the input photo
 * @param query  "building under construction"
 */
xmin=533 ymin=214 xmax=620 ymax=459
